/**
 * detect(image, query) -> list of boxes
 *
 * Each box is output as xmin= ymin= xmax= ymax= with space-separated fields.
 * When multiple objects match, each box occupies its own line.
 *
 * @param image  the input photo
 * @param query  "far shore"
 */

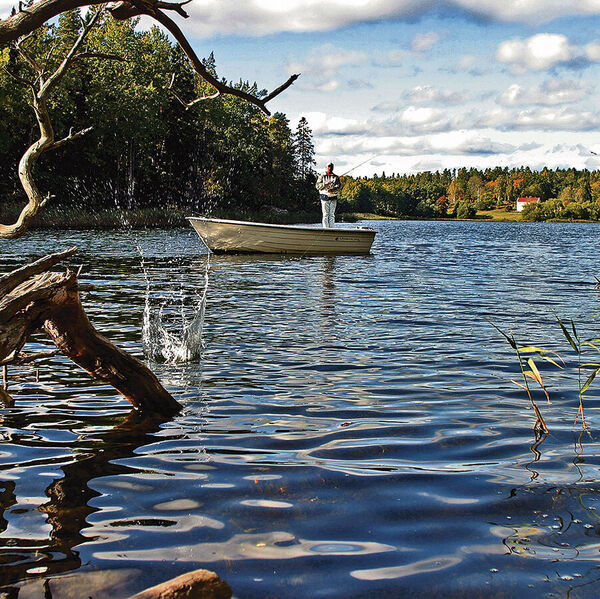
xmin=2 ymin=205 xmax=599 ymax=230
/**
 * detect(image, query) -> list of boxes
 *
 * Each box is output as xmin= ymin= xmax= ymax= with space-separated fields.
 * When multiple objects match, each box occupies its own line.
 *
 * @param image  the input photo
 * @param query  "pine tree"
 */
xmin=293 ymin=116 xmax=315 ymax=180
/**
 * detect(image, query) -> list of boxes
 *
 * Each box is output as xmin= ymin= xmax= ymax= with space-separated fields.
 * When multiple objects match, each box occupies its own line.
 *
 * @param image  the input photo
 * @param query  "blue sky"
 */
xmin=4 ymin=0 xmax=600 ymax=176
xmin=174 ymin=1 xmax=600 ymax=176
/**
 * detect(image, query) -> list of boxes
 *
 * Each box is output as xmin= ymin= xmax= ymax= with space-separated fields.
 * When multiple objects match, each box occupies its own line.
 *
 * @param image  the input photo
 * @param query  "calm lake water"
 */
xmin=2 ymin=220 xmax=600 ymax=598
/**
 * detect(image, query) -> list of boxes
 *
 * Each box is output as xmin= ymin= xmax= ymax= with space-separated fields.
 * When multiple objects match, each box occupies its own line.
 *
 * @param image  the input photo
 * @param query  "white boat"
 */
xmin=188 ymin=217 xmax=376 ymax=255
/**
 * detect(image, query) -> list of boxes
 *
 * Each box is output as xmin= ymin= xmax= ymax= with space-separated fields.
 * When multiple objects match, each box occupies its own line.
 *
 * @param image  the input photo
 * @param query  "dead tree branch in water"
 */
xmin=0 ymin=248 xmax=181 ymax=414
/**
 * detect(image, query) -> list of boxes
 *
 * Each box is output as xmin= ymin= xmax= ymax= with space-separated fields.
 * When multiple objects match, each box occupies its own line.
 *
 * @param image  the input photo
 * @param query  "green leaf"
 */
xmin=558 ymin=317 xmax=578 ymax=352
xmin=524 ymin=370 xmax=541 ymax=385
xmin=571 ymin=319 xmax=578 ymax=341
xmin=582 ymin=342 xmax=600 ymax=352
xmin=490 ymin=322 xmax=517 ymax=350
xmin=581 ymin=367 xmax=600 ymax=395
xmin=527 ymin=358 xmax=543 ymax=383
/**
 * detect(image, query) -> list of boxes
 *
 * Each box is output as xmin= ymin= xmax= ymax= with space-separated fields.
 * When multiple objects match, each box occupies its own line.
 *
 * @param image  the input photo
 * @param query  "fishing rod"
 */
xmin=340 ymin=155 xmax=381 ymax=176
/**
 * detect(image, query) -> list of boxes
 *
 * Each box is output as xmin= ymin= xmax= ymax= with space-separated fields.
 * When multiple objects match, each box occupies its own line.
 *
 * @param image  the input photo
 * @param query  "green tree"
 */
xmin=293 ymin=117 xmax=315 ymax=180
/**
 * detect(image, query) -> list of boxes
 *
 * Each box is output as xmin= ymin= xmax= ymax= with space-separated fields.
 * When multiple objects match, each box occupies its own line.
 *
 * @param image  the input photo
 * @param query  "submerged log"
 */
xmin=0 ymin=248 xmax=181 ymax=414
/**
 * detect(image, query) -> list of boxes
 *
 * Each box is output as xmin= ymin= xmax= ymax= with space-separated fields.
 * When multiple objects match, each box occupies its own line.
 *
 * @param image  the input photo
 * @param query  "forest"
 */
xmin=0 ymin=10 xmax=318 ymax=225
xmin=338 ymin=166 xmax=600 ymax=221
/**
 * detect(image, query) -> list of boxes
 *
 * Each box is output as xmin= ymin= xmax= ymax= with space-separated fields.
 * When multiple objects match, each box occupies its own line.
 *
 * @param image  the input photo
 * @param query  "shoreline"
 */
xmin=2 ymin=206 xmax=599 ymax=230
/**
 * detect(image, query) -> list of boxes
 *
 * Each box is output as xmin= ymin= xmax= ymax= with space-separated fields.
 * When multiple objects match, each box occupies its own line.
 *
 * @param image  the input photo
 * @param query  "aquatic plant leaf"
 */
xmin=511 ymin=379 xmax=528 ymax=391
xmin=490 ymin=323 xmax=517 ymax=350
xmin=526 ymin=358 xmax=551 ymax=403
xmin=518 ymin=346 xmax=548 ymax=353
xmin=518 ymin=346 xmax=563 ymax=368
xmin=571 ymin=319 xmax=579 ymax=341
xmin=581 ymin=367 xmax=600 ymax=395
xmin=526 ymin=359 xmax=543 ymax=384
xmin=583 ymin=341 xmax=600 ymax=352
xmin=558 ymin=317 xmax=578 ymax=352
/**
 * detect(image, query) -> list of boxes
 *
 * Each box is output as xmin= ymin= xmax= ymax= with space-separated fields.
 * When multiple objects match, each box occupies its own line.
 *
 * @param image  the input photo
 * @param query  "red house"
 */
xmin=516 ymin=197 xmax=540 ymax=212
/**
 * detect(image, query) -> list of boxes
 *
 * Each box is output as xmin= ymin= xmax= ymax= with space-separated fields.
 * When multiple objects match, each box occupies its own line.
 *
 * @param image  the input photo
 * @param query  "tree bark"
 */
xmin=0 ymin=249 xmax=181 ymax=414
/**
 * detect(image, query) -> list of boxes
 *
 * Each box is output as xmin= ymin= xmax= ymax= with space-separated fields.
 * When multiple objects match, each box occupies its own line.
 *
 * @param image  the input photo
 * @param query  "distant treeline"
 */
xmin=338 ymin=167 xmax=600 ymax=220
xmin=0 ymin=11 xmax=318 ymax=219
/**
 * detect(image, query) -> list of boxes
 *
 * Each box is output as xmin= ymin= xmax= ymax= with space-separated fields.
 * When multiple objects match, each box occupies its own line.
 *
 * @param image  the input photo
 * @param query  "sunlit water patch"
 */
xmin=1 ymin=222 xmax=600 ymax=598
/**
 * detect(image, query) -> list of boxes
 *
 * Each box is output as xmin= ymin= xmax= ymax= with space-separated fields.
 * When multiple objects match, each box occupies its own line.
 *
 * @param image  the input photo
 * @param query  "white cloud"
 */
xmin=302 ymin=111 xmax=371 ymax=136
xmin=496 ymin=34 xmax=579 ymax=72
xmin=508 ymin=106 xmax=599 ymax=130
xmin=585 ymin=40 xmax=600 ymax=60
xmin=315 ymin=131 xmax=520 ymax=158
xmin=448 ymin=54 xmax=486 ymax=76
xmin=475 ymin=106 xmax=600 ymax=131
xmin=153 ymin=1 xmax=600 ymax=39
xmin=372 ymin=49 xmax=410 ymax=67
xmin=306 ymin=101 xmax=600 ymax=144
xmin=403 ymin=85 xmax=465 ymax=105
xmin=498 ymin=80 xmax=589 ymax=106
xmin=285 ymin=44 xmax=367 ymax=92
xmin=411 ymin=32 xmax=440 ymax=52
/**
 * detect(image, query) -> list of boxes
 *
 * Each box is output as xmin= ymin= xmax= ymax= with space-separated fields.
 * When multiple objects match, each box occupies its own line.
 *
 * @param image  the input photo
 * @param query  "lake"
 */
xmin=2 ymin=220 xmax=600 ymax=598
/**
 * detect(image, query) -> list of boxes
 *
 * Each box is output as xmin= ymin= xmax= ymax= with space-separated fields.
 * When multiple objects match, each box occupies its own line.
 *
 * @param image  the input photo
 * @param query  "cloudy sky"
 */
xmin=5 ymin=0 xmax=600 ymax=176
xmin=170 ymin=0 xmax=600 ymax=176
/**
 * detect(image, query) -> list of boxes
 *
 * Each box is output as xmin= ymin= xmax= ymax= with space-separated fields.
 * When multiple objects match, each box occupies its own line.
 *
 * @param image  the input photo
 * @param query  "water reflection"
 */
xmin=0 ymin=410 xmax=170 ymax=593
xmin=319 ymin=257 xmax=336 ymax=335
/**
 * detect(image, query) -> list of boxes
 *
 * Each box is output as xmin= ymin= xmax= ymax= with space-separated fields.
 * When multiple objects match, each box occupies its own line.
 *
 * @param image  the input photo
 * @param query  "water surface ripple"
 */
xmin=2 ymin=221 xmax=600 ymax=598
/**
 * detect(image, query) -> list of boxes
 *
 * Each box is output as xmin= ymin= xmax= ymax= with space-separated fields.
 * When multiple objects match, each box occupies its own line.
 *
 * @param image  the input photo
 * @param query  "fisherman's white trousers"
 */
xmin=321 ymin=199 xmax=337 ymax=228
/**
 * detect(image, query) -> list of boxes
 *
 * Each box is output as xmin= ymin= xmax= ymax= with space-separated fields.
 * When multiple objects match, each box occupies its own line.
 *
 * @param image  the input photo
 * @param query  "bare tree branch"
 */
xmin=263 ymin=73 xmax=300 ymax=103
xmin=2 ymin=64 xmax=36 ymax=90
xmin=49 ymin=126 xmax=94 ymax=151
xmin=0 ymin=0 xmax=106 ymax=46
xmin=40 ymin=5 xmax=106 ymax=98
xmin=15 ymin=35 xmax=43 ymax=77
xmin=156 ymin=0 xmax=191 ymax=18
xmin=0 ymin=11 xmax=106 ymax=238
xmin=167 ymin=72 xmax=219 ymax=109
xmin=150 ymin=8 xmax=298 ymax=115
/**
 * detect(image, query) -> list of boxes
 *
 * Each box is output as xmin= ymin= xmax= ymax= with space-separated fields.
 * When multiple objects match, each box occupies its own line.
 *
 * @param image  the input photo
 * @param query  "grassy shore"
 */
xmin=2 ymin=204 xmax=596 ymax=229
xmin=475 ymin=208 xmax=523 ymax=222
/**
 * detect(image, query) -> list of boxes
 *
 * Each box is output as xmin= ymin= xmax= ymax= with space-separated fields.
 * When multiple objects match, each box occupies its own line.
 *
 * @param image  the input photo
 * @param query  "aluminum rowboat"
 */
xmin=188 ymin=217 xmax=376 ymax=255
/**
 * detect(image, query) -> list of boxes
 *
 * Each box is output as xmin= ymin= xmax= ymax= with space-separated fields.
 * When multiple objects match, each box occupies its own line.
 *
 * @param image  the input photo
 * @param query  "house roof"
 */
xmin=517 ymin=197 xmax=540 ymax=202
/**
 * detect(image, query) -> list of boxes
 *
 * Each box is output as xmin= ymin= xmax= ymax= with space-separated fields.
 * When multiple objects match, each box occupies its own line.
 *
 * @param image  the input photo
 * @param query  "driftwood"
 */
xmin=129 ymin=569 xmax=231 ymax=599
xmin=0 ymin=248 xmax=181 ymax=414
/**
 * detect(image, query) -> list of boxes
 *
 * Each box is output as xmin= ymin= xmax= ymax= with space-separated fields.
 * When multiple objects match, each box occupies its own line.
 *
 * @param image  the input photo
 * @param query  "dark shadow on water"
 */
xmin=0 ymin=409 xmax=171 ymax=592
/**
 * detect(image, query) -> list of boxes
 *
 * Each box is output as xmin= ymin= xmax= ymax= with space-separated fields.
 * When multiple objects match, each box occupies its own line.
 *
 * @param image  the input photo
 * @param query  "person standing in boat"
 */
xmin=316 ymin=163 xmax=341 ymax=228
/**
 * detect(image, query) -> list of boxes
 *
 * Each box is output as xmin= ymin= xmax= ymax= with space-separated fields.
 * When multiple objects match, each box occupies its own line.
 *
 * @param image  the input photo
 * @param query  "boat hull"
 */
xmin=188 ymin=217 xmax=376 ymax=255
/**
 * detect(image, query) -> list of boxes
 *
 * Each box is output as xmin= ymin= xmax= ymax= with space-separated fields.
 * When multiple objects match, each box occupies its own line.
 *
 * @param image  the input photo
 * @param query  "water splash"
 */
xmin=140 ymin=251 xmax=211 ymax=364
